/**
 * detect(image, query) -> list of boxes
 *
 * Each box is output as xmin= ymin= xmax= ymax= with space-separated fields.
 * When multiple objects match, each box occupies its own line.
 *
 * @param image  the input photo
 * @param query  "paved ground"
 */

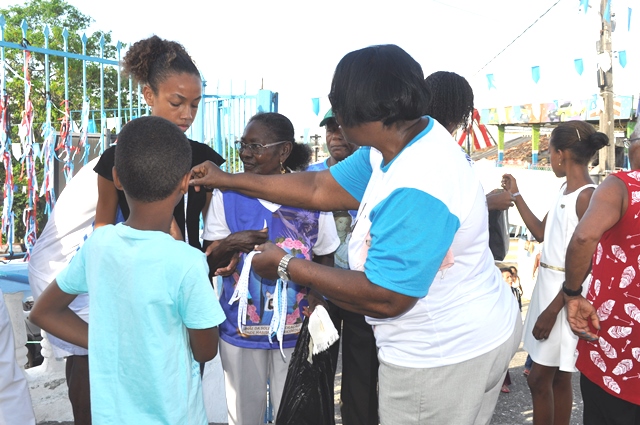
xmin=330 ymin=298 xmax=584 ymax=425
xmin=39 ymin=300 xmax=584 ymax=425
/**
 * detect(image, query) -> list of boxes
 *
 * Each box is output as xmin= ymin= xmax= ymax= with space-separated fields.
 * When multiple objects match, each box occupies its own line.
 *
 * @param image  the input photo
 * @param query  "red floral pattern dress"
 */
xmin=576 ymin=171 xmax=640 ymax=405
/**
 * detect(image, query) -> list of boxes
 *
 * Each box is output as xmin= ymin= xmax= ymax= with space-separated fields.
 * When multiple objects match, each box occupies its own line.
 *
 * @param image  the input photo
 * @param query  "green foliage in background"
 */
xmin=0 ymin=0 xmax=128 ymax=244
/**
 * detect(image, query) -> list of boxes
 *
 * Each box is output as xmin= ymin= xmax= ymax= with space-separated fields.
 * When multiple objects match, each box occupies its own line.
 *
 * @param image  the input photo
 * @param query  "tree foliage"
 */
xmin=0 ymin=0 xmax=131 ymax=246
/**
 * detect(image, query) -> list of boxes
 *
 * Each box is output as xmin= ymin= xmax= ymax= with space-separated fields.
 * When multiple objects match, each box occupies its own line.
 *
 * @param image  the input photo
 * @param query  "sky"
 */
xmin=2 ymin=0 xmax=639 ymax=138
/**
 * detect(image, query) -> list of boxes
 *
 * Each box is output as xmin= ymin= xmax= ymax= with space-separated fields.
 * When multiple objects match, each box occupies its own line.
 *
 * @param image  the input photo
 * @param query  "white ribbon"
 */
xmin=228 ymin=250 xmax=259 ymax=333
xmin=268 ymin=277 xmax=288 ymax=359
xmin=229 ymin=248 xmax=290 ymax=359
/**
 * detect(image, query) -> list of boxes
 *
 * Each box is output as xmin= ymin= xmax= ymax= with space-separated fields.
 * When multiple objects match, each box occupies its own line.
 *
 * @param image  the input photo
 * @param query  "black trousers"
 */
xmin=327 ymin=300 xmax=379 ymax=425
xmin=581 ymin=373 xmax=640 ymax=425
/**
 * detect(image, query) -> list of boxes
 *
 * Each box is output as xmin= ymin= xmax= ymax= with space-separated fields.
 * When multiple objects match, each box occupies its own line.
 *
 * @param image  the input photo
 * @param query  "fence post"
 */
xmin=99 ymin=34 xmax=105 ymax=153
xmin=116 ymin=41 xmax=122 ymax=133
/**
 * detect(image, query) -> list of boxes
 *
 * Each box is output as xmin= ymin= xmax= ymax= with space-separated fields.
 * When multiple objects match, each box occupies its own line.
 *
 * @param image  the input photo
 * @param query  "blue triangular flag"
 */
xmin=574 ymin=58 xmax=584 ymax=75
xmin=619 ymin=50 xmax=627 ymax=68
xmin=580 ymin=0 xmax=589 ymax=14
xmin=486 ymin=74 xmax=496 ymax=90
xmin=604 ymin=0 xmax=611 ymax=22
xmin=629 ymin=7 xmax=633 ymax=31
xmin=311 ymin=98 xmax=320 ymax=116
xmin=531 ymin=66 xmax=541 ymax=84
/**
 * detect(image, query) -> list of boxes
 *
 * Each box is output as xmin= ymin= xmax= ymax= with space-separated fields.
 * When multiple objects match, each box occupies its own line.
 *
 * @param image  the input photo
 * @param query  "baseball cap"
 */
xmin=319 ymin=109 xmax=335 ymax=127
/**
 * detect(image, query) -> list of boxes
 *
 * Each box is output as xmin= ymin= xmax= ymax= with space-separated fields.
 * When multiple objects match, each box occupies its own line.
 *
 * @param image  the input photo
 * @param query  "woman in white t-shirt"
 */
xmin=191 ymin=44 xmax=521 ymax=425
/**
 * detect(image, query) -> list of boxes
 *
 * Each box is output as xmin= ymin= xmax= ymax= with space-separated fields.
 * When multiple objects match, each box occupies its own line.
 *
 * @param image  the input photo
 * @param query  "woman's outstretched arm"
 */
xmin=190 ymin=161 xmax=360 ymax=213
xmin=502 ymin=173 xmax=547 ymax=241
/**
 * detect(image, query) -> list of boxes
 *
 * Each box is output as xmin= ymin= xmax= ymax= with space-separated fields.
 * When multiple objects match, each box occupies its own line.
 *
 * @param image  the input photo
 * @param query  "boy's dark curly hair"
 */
xmin=115 ymin=116 xmax=192 ymax=202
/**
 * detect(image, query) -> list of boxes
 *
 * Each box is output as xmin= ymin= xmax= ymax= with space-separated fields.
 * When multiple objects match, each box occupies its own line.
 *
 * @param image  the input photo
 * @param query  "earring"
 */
xmin=280 ymin=161 xmax=286 ymax=174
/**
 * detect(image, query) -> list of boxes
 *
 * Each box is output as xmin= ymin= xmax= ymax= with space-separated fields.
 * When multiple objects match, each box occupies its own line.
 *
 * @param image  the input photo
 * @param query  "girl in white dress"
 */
xmin=502 ymin=121 xmax=608 ymax=425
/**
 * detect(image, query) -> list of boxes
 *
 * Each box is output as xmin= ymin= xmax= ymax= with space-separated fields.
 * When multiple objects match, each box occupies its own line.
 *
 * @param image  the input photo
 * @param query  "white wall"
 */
xmin=474 ymin=161 xmax=566 ymax=228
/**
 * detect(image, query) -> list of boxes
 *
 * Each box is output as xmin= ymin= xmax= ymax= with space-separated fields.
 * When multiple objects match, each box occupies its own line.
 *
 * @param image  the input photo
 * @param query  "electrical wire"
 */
xmin=475 ymin=0 xmax=564 ymax=74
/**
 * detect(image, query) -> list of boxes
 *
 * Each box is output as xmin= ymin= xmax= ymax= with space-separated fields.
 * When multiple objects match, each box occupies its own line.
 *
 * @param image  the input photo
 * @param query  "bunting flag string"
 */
xmin=19 ymin=49 xmax=38 ymax=256
xmin=0 ymin=93 xmax=15 ymax=254
xmin=56 ymin=99 xmax=76 ymax=182
xmin=78 ymin=97 xmax=90 ymax=164
xmin=40 ymin=95 xmax=56 ymax=215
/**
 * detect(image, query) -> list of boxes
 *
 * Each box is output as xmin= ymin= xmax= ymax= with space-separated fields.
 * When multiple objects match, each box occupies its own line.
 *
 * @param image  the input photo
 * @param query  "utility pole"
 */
xmin=597 ymin=0 xmax=615 ymax=178
xmin=310 ymin=134 xmax=322 ymax=162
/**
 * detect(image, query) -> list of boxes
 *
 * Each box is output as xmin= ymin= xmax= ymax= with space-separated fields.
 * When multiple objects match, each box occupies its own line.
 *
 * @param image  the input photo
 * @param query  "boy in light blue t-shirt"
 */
xmin=31 ymin=116 xmax=225 ymax=424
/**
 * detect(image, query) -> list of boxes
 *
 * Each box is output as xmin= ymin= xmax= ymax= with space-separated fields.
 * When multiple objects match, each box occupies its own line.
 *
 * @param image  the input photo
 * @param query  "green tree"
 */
xmin=0 ymin=0 xmax=131 ymax=247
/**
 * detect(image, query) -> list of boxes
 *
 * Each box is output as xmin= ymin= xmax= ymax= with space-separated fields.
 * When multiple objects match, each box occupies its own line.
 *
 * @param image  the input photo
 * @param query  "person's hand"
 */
xmin=225 ymin=229 xmax=269 ymax=253
xmin=304 ymin=289 xmax=328 ymax=317
xmin=189 ymin=161 xmax=224 ymax=192
xmin=486 ymin=189 xmax=514 ymax=211
xmin=214 ymin=252 xmax=239 ymax=277
xmin=251 ymin=242 xmax=288 ymax=280
xmin=565 ymin=295 xmax=600 ymax=341
xmin=532 ymin=307 xmax=559 ymax=340
xmin=501 ymin=174 xmax=519 ymax=195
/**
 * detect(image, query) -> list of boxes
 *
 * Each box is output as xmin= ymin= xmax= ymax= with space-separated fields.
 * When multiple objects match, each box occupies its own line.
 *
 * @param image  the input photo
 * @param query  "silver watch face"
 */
xmin=277 ymin=269 xmax=288 ymax=280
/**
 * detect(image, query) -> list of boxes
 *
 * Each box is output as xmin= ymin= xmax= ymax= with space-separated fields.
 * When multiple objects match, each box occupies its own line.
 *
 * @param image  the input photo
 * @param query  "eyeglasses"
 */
xmin=623 ymin=137 xmax=640 ymax=148
xmin=234 ymin=140 xmax=289 ymax=155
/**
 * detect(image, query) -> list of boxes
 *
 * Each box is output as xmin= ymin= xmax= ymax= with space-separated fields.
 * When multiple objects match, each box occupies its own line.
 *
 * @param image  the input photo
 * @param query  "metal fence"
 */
xmin=198 ymin=90 xmax=278 ymax=173
xmin=0 ymin=16 xmax=277 ymax=255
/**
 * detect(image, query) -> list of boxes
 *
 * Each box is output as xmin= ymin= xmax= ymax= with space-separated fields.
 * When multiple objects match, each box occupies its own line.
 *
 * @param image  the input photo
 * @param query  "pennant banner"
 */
xmin=311 ymin=98 xmax=320 ymax=116
xmin=574 ymin=58 xmax=584 ymax=75
xmin=604 ymin=0 xmax=611 ymax=23
xmin=629 ymin=7 xmax=633 ymax=32
xmin=580 ymin=0 xmax=589 ymax=14
xmin=486 ymin=74 xmax=496 ymax=90
xmin=619 ymin=50 xmax=627 ymax=68
xmin=531 ymin=66 xmax=540 ymax=84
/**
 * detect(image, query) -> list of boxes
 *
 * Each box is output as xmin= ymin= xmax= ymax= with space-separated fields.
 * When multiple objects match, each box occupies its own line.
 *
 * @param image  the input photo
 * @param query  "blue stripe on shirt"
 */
xmin=329 ymin=146 xmax=372 ymax=203
xmin=365 ymin=188 xmax=460 ymax=298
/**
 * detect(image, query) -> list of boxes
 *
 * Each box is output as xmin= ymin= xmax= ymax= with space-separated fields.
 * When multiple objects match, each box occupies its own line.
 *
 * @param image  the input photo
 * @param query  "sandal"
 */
xmin=501 ymin=384 xmax=510 ymax=393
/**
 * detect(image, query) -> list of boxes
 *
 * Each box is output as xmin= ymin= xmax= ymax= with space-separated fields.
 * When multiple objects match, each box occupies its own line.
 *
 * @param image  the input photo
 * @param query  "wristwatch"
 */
xmin=277 ymin=254 xmax=294 ymax=281
xmin=562 ymin=282 xmax=583 ymax=297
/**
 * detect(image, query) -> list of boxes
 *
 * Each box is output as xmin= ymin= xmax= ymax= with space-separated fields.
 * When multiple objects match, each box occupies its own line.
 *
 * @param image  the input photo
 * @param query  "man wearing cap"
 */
xmin=306 ymin=110 xmax=378 ymax=425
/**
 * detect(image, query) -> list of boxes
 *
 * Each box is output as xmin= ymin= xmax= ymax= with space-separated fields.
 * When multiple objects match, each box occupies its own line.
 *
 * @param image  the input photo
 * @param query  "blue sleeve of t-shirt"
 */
xmin=56 ymin=237 xmax=89 ymax=295
xmin=329 ymin=147 xmax=373 ymax=203
xmin=365 ymin=188 xmax=460 ymax=298
xmin=178 ymin=255 xmax=226 ymax=329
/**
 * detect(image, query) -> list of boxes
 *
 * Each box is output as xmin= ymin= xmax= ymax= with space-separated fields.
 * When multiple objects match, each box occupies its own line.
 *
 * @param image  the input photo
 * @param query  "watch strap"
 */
xmin=278 ymin=254 xmax=294 ymax=280
xmin=562 ymin=282 xmax=583 ymax=297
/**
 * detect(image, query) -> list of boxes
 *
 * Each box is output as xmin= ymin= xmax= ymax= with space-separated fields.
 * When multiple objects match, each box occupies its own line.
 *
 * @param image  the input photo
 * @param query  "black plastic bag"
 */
xmin=276 ymin=317 xmax=336 ymax=425
xmin=488 ymin=209 xmax=510 ymax=261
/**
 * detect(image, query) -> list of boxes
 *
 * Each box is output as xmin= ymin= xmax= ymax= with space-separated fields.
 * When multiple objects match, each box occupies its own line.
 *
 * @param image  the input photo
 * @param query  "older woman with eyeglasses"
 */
xmin=201 ymin=112 xmax=339 ymax=425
